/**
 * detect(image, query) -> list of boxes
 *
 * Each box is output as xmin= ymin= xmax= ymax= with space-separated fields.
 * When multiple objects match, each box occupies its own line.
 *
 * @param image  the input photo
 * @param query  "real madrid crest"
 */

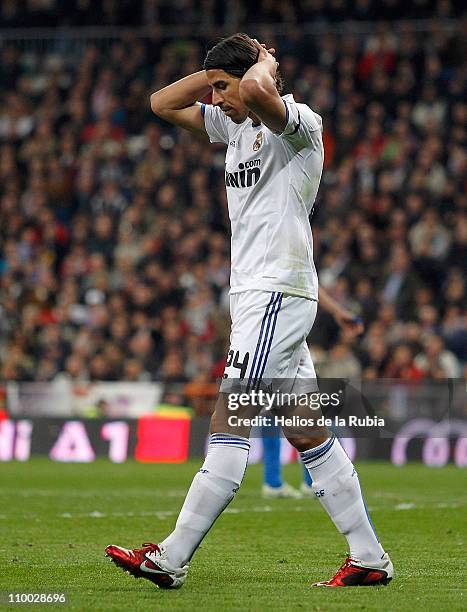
xmin=253 ymin=131 xmax=263 ymax=151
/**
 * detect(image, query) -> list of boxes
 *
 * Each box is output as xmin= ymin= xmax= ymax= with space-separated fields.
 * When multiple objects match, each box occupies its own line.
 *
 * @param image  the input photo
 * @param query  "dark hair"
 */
xmin=204 ymin=33 xmax=283 ymax=94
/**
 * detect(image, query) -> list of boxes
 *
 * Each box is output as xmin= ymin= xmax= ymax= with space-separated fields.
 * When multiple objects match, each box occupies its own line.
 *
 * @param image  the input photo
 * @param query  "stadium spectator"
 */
xmin=414 ymin=333 xmax=462 ymax=378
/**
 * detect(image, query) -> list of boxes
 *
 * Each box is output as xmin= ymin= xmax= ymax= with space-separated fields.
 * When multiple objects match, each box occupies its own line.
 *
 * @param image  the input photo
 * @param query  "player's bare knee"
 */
xmin=286 ymin=433 xmax=329 ymax=452
xmin=210 ymin=395 xmax=253 ymax=438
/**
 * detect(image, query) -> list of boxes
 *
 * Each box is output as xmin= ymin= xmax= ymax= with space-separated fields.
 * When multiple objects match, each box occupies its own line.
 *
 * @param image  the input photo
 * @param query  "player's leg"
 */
xmin=105 ymin=394 xmax=255 ymax=588
xmin=282 ymin=344 xmax=393 ymax=586
xmin=288 ymin=426 xmax=386 ymax=564
xmin=160 ymin=393 xmax=253 ymax=567
xmin=283 ymin=422 xmax=393 ymax=585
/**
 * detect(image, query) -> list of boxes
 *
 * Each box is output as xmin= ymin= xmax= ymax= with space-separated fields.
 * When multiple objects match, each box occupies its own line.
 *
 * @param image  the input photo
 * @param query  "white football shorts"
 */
xmin=219 ymin=290 xmax=318 ymax=395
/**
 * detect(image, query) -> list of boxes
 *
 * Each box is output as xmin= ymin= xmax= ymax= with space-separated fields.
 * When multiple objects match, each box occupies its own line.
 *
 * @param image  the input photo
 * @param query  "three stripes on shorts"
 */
xmin=247 ymin=292 xmax=283 ymax=392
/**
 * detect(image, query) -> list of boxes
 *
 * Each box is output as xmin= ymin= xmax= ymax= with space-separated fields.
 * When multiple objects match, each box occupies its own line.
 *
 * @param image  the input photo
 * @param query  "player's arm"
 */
xmin=238 ymin=40 xmax=287 ymax=134
xmin=318 ymin=288 xmax=364 ymax=337
xmin=150 ymin=71 xmax=211 ymax=134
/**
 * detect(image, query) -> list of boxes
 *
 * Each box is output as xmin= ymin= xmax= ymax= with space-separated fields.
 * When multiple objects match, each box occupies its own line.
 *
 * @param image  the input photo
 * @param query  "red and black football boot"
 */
xmin=313 ymin=552 xmax=393 ymax=587
xmin=105 ymin=542 xmax=188 ymax=589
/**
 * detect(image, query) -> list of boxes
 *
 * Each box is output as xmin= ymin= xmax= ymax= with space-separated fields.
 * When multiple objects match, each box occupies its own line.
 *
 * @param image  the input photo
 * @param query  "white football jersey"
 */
xmin=202 ymin=94 xmax=323 ymax=300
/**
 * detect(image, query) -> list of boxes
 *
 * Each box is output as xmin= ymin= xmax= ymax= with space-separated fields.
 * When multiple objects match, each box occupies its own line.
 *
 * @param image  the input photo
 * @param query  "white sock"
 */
xmin=301 ymin=436 xmax=384 ymax=563
xmin=161 ymin=433 xmax=250 ymax=567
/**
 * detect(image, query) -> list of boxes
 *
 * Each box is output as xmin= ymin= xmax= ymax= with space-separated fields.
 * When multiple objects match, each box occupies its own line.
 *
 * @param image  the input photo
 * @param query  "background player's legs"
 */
xmin=262 ymin=426 xmax=282 ymax=488
xmin=261 ymin=425 xmax=312 ymax=496
xmin=161 ymin=394 xmax=255 ymax=568
xmin=261 ymin=425 xmax=301 ymax=497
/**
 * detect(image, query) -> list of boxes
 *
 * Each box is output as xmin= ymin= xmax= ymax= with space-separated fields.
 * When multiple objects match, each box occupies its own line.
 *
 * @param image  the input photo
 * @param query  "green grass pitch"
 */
xmin=1 ymin=459 xmax=465 ymax=611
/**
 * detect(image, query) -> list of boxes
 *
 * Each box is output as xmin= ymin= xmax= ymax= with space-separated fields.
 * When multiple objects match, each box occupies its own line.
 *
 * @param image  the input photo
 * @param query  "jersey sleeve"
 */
xmin=201 ymin=103 xmax=230 ymax=144
xmin=277 ymin=100 xmax=322 ymax=150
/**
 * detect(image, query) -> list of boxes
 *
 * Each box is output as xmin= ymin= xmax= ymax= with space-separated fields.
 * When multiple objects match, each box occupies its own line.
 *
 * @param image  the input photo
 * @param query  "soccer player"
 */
xmin=106 ymin=33 xmax=393 ymax=588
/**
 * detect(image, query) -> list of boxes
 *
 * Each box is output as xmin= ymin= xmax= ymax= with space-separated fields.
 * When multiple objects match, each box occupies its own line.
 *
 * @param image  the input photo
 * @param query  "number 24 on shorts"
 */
xmin=225 ymin=349 xmax=250 ymax=379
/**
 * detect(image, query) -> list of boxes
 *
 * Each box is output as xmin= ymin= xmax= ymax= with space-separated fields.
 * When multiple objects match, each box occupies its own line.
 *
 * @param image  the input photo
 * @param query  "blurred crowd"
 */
xmin=1 ymin=0 xmax=465 ymax=28
xmin=0 ymin=10 xmax=465 ymax=388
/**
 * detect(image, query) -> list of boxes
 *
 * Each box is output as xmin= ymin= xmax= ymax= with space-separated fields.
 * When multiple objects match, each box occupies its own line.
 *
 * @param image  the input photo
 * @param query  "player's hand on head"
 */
xmin=252 ymin=38 xmax=278 ymax=68
xmin=260 ymin=43 xmax=276 ymax=56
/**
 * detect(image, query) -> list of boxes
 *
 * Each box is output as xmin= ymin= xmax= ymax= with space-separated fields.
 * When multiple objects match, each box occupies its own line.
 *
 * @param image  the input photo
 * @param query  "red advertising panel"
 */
xmin=135 ymin=415 xmax=191 ymax=463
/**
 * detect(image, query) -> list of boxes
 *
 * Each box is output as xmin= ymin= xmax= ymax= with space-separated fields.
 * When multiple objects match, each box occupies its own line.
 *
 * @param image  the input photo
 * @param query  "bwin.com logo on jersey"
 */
xmin=225 ymin=159 xmax=261 ymax=188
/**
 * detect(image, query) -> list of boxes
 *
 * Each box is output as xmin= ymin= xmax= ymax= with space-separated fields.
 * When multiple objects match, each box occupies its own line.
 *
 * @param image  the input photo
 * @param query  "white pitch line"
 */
xmin=0 ymin=501 xmax=464 ymax=520
xmin=394 ymin=503 xmax=417 ymax=510
xmin=56 ymin=501 xmax=463 ymax=520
